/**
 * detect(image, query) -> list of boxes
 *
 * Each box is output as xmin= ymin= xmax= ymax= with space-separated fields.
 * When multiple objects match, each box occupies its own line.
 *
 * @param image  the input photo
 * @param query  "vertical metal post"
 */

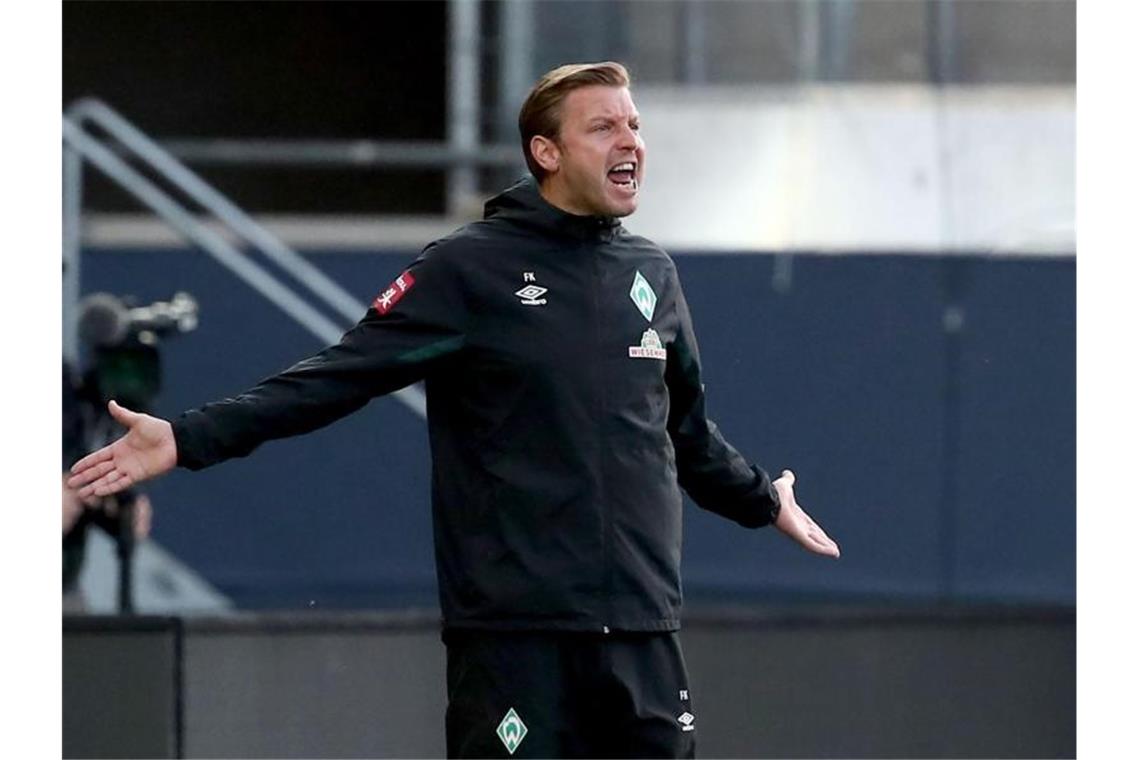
xmin=116 ymin=498 xmax=136 ymax=614
xmin=498 ymin=0 xmax=533 ymax=183
xmin=773 ymin=0 xmax=827 ymax=293
xmin=797 ymin=0 xmax=821 ymax=83
xmin=927 ymin=0 xmax=958 ymax=247
xmin=926 ymin=0 xmax=958 ymax=85
xmin=63 ymin=144 xmax=83 ymax=365
xmin=681 ymin=0 xmax=706 ymax=84
xmin=448 ymin=0 xmax=481 ymax=217
xmin=821 ymin=0 xmax=856 ymax=81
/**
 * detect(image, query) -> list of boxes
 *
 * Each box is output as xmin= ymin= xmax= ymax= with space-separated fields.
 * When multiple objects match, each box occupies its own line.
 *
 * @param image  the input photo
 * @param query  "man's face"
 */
xmin=542 ymin=85 xmax=646 ymax=218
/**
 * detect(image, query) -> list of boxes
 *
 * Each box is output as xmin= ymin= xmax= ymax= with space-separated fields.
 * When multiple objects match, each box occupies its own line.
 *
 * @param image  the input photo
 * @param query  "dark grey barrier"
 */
xmin=63 ymin=606 xmax=1074 ymax=758
xmin=182 ymin=613 xmax=446 ymax=758
xmin=681 ymin=606 xmax=1075 ymax=759
xmin=62 ymin=616 xmax=182 ymax=759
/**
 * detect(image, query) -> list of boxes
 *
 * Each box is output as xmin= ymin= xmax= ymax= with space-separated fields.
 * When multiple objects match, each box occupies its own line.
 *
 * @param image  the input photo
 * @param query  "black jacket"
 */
xmin=173 ymin=178 xmax=780 ymax=632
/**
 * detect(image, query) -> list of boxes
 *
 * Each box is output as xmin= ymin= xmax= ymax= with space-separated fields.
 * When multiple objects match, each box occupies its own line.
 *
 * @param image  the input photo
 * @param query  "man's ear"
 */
xmin=530 ymin=135 xmax=560 ymax=174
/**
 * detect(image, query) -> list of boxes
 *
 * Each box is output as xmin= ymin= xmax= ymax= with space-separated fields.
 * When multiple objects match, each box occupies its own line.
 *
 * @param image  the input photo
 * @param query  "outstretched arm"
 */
xmin=74 ymin=242 xmax=467 ymax=487
xmin=68 ymin=400 xmax=177 ymax=499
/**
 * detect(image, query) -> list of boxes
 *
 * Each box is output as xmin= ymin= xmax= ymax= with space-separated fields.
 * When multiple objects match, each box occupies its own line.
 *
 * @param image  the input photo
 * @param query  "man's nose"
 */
xmin=616 ymin=124 xmax=640 ymax=149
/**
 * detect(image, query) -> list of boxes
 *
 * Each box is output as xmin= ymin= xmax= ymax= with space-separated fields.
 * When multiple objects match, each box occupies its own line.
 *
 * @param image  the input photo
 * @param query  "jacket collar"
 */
xmin=483 ymin=177 xmax=624 ymax=243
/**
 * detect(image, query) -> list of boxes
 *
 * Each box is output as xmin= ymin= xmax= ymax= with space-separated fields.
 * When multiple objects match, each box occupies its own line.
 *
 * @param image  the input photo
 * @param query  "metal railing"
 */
xmin=62 ymin=98 xmax=427 ymax=417
xmin=158 ymin=138 xmax=521 ymax=170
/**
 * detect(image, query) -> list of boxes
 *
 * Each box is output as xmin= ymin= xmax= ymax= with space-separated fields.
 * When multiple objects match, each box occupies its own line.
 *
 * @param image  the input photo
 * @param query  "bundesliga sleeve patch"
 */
xmin=372 ymin=270 xmax=416 ymax=314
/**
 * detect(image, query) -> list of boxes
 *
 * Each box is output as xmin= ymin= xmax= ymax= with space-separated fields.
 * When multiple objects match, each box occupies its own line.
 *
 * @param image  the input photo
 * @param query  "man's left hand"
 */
xmin=772 ymin=470 xmax=840 ymax=558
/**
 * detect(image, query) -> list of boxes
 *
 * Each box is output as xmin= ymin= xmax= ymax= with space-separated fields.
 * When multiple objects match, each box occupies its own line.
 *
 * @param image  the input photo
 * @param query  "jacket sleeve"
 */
xmin=665 ymin=272 xmax=781 ymax=528
xmin=171 ymin=242 xmax=467 ymax=471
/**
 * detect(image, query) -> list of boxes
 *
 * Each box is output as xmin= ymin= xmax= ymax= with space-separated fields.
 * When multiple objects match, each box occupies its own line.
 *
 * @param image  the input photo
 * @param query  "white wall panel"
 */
xmin=626 ymin=85 xmax=1074 ymax=254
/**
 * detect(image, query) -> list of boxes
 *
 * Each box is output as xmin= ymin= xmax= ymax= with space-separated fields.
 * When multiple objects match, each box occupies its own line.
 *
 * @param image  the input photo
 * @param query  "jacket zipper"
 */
xmin=590 ymin=241 xmax=614 ymax=635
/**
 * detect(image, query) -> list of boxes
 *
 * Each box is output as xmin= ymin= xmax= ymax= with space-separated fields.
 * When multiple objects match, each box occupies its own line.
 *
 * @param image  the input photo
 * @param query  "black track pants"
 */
xmin=443 ymin=629 xmax=697 ymax=759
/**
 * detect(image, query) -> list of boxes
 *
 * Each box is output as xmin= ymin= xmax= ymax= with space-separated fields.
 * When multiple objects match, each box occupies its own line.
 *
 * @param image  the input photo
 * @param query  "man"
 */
xmin=70 ymin=62 xmax=840 ymax=758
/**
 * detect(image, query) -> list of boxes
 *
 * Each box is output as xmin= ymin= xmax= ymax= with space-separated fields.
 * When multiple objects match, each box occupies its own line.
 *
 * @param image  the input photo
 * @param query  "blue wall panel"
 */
xmin=953 ymin=257 xmax=1076 ymax=602
xmin=673 ymin=254 xmax=949 ymax=601
xmin=77 ymin=248 xmax=1074 ymax=608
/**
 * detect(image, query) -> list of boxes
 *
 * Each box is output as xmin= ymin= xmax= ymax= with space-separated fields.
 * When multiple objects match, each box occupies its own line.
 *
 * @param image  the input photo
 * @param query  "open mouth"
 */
xmin=607 ymin=161 xmax=638 ymax=191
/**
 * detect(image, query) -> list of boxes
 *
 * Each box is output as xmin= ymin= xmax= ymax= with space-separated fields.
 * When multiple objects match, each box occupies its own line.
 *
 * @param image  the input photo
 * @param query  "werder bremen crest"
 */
xmin=496 ymin=708 xmax=528 ymax=755
xmin=630 ymin=270 xmax=657 ymax=322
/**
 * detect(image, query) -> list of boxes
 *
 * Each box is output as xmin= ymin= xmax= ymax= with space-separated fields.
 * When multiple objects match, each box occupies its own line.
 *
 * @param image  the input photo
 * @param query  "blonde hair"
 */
xmin=518 ymin=61 xmax=631 ymax=181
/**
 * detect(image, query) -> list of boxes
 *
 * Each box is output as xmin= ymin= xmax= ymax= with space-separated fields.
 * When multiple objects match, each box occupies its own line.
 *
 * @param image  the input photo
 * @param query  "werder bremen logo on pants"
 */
xmin=496 ymin=708 xmax=528 ymax=754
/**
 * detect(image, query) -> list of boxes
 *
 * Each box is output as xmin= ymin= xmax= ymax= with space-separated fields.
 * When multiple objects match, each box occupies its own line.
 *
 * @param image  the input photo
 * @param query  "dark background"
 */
xmin=64 ymin=1 xmax=448 ymax=213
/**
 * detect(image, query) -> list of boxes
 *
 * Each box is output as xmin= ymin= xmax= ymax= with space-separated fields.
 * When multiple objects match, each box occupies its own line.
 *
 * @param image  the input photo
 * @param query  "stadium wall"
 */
xmin=74 ymin=247 xmax=1075 ymax=611
xmin=63 ymin=608 xmax=1075 ymax=758
xmin=629 ymin=86 xmax=1075 ymax=252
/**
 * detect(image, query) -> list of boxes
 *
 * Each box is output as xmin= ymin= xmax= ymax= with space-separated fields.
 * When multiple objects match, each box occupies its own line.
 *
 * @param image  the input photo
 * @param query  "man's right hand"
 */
xmin=68 ymin=400 xmax=177 ymax=499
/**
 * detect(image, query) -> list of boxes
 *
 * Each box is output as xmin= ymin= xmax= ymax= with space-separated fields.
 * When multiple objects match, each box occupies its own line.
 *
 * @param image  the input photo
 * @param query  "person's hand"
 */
xmin=772 ymin=469 xmax=840 ymax=558
xmin=62 ymin=473 xmax=102 ymax=533
xmin=132 ymin=493 xmax=153 ymax=540
xmin=67 ymin=401 xmax=177 ymax=499
xmin=103 ymin=493 xmax=154 ymax=540
xmin=62 ymin=475 xmax=84 ymax=533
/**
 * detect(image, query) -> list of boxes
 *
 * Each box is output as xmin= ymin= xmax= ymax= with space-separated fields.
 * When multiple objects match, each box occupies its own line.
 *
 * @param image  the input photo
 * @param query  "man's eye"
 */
xmin=593 ymin=124 xmax=611 ymax=131
xmin=630 ymin=123 xmax=640 ymax=131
